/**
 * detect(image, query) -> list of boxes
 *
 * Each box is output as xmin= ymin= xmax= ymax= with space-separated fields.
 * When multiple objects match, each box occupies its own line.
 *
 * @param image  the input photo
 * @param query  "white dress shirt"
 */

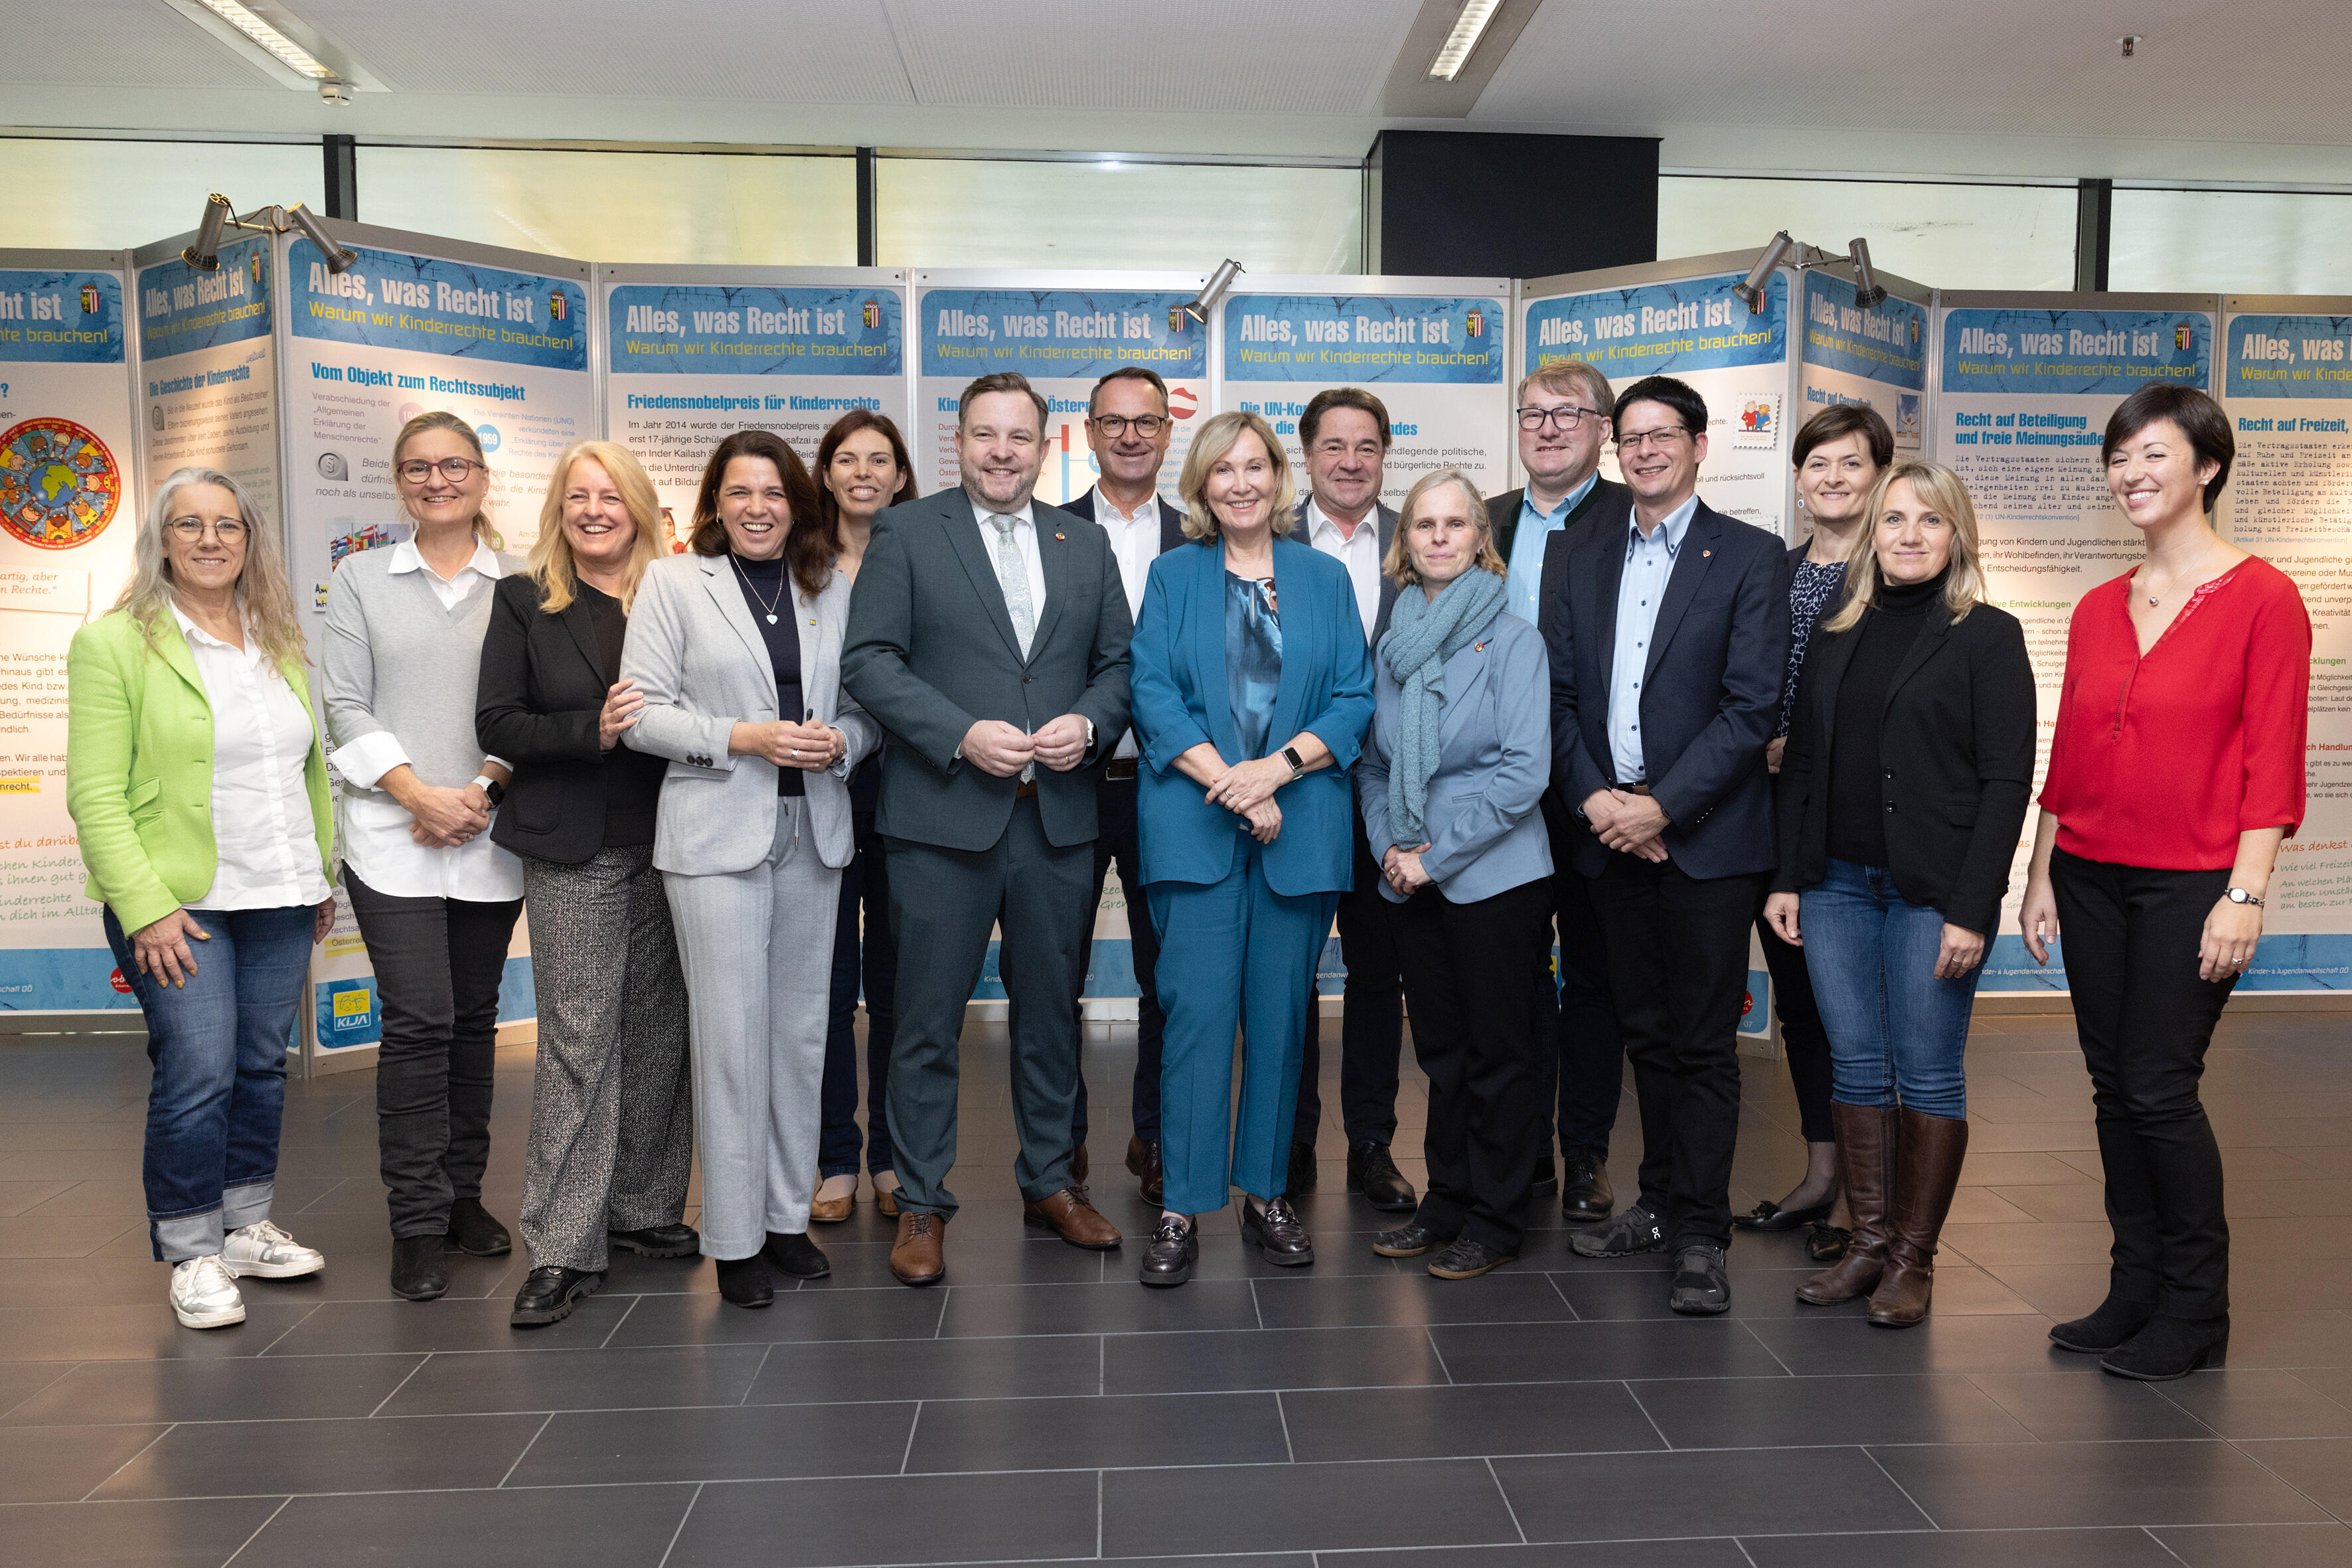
xmin=1305 ymin=497 xmax=1382 ymax=646
xmin=335 ymin=537 xmax=522 ymax=903
xmin=1607 ymin=495 xmax=1699 ymax=786
xmin=1089 ymin=484 xmax=1166 ymax=760
xmin=172 ymin=607 xmax=329 ymax=912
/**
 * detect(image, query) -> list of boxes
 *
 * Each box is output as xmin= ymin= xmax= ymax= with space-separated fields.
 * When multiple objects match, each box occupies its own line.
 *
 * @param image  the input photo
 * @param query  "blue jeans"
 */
xmin=1798 ymin=860 xmax=1976 ymax=1119
xmin=105 ymin=904 xmax=313 ymax=1261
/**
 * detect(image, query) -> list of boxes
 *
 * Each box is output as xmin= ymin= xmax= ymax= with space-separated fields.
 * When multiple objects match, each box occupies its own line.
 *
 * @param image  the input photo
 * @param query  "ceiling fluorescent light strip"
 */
xmin=1428 ymin=0 xmax=1504 ymax=81
xmin=196 ymin=0 xmax=337 ymax=80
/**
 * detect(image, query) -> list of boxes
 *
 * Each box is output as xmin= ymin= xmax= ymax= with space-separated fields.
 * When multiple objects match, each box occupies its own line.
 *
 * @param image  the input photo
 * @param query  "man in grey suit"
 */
xmin=842 ymin=371 xmax=1135 ymax=1287
xmin=1289 ymin=386 xmax=1415 ymax=1215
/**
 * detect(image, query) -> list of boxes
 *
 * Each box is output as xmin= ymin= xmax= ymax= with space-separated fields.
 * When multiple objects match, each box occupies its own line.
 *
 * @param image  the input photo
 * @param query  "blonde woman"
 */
xmin=475 ymin=441 xmax=694 ymax=1326
xmin=68 ymin=469 xmax=336 ymax=1328
xmin=1129 ymin=410 xmax=1374 ymax=1286
xmin=323 ymin=410 xmax=524 ymax=1302
xmin=1763 ymin=460 xmax=2035 ymax=1326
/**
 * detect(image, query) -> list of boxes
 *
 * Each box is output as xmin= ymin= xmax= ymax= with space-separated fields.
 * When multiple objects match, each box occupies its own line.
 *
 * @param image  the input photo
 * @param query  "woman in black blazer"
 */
xmin=1763 ymin=459 xmax=2034 ymax=1328
xmin=476 ymin=441 xmax=696 ymax=1328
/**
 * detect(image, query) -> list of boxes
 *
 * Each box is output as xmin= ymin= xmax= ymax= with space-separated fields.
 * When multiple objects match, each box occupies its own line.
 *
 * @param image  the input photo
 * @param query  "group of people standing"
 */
xmin=68 ymin=348 xmax=2304 ymax=1383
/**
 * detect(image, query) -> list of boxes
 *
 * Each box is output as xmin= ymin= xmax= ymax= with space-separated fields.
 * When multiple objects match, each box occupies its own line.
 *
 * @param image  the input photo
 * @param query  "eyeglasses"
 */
xmin=165 ymin=517 xmax=247 ymax=544
xmin=1616 ymin=428 xmax=1695 ymax=453
xmin=1517 ymin=405 xmax=1599 ymax=431
xmin=1091 ymin=414 xmax=1169 ymax=438
xmin=396 ymin=457 xmax=485 ymax=484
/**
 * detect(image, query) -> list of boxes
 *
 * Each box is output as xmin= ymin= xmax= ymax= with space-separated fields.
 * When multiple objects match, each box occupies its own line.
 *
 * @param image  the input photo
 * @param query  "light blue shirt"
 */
xmin=1607 ymin=495 xmax=1698 ymax=785
xmin=1502 ymin=471 xmax=1598 ymax=625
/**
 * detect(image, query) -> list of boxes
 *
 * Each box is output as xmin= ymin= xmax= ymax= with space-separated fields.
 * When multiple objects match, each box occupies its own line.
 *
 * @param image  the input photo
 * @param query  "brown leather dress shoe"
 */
xmin=1023 ymin=1186 xmax=1123 ymax=1249
xmin=889 ymin=1210 xmax=947 ymax=1286
xmin=809 ymin=1192 xmax=854 ymax=1224
xmin=1125 ymin=1135 xmax=1164 ymax=1206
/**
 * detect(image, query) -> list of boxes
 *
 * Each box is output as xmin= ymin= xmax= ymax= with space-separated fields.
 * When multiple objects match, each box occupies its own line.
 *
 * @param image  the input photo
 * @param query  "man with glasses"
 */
xmin=1489 ymin=360 xmax=1630 ymax=1227
xmin=1061 ymin=366 xmax=1187 ymax=1204
xmin=1541 ymin=374 xmax=1787 ymax=1315
xmin=1288 ymin=387 xmax=1413 ymax=1213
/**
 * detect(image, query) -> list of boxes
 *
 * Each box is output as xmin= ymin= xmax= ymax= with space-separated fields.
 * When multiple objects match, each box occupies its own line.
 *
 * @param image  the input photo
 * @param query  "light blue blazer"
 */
xmin=1132 ymin=535 xmax=1374 ymax=897
xmin=1358 ymin=603 xmax=1553 ymax=905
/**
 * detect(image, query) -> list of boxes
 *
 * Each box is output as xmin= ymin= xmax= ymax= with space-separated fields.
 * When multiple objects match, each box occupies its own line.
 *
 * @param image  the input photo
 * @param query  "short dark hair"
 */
xmin=690 ymin=429 xmax=832 ymax=598
xmin=1612 ymin=376 xmax=1707 ymax=436
xmin=814 ymin=410 xmax=920 ymax=537
xmin=1089 ymin=365 xmax=1169 ymax=416
xmin=2103 ymin=384 xmax=2234 ymax=512
xmin=1300 ymin=386 xmax=1392 ymax=451
xmin=1792 ymin=402 xmax=1895 ymax=470
xmin=959 ymin=371 xmax=1049 ymax=433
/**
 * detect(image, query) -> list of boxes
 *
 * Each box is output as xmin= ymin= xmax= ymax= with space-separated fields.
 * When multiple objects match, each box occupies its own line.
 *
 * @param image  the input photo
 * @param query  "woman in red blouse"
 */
xmin=2019 ymin=383 xmax=2310 ymax=1382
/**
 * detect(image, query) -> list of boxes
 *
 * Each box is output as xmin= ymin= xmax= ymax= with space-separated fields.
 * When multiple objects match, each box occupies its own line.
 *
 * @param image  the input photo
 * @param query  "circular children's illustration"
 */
xmin=0 ymin=418 xmax=121 ymax=550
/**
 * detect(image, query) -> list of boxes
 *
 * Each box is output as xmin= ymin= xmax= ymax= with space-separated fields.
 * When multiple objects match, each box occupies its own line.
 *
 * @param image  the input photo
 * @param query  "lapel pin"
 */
xmin=1054 ymin=532 xmax=1065 ymax=541
xmin=1702 ymin=549 xmax=1712 ymax=558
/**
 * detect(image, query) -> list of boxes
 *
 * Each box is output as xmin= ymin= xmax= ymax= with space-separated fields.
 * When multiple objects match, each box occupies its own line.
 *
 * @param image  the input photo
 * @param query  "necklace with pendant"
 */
xmin=732 ymin=554 xmax=783 ymax=624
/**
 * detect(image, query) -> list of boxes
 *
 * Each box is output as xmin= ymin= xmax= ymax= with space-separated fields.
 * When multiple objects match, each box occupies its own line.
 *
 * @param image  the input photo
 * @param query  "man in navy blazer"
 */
xmin=1061 ymin=365 xmax=1189 ymax=1207
xmin=1539 ymin=374 xmax=1789 ymax=1316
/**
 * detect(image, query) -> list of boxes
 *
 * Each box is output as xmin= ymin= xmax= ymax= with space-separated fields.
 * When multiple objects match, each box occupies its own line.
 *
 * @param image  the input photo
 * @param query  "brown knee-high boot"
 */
xmin=1869 ymin=1108 xmax=1970 ymax=1328
xmin=1796 ymin=1102 xmax=1899 ymax=1305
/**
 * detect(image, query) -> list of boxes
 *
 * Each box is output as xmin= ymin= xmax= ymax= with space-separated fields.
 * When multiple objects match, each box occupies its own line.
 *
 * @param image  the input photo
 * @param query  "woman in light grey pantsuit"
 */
xmin=620 ymin=430 xmax=878 ymax=1308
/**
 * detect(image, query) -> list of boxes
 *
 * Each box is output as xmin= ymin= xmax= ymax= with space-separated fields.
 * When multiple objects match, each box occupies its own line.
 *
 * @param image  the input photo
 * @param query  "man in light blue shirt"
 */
xmin=1492 ymin=360 xmax=1623 ymax=627
xmin=1606 ymin=493 xmax=1699 ymax=785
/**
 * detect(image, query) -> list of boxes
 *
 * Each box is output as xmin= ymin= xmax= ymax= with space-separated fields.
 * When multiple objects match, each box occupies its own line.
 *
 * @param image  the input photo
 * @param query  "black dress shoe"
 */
xmin=762 ymin=1231 xmax=831 ymax=1279
xmin=609 ymin=1222 xmax=698 ymax=1259
xmin=1138 ymin=1215 xmax=1197 ymax=1288
xmin=714 ymin=1255 xmax=773 ymax=1308
xmin=446 ymin=1198 xmax=511 ymax=1257
xmin=1669 ymin=1243 xmax=1731 ymax=1316
xmin=2051 ymin=1294 xmax=2159 ymax=1354
xmin=510 ymin=1266 xmax=603 ymax=1326
xmin=1372 ymin=1219 xmax=1449 ymax=1257
xmin=1531 ymin=1152 xmax=1558 ymax=1194
xmin=1286 ymin=1141 xmax=1319 ymax=1196
xmin=1125 ymin=1135 xmax=1164 ymax=1206
xmin=1429 ymin=1237 xmax=1516 ymax=1280
xmin=1560 ymin=1149 xmax=1614 ymax=1224
xmin=2102 ymin=1314 xmax=2228 ymax=1381
xmin=1731 ymin=1195 xmax=1835 ymax=1233
xmin=1241 ymin=1196 xmax=1314 ymax=1265
xmin=1806 ymin=1221 xmax=1852 ymax=1263
xmin=389 ymin=1235 xmax=447 ymax=1301
xmin=1347 ymin=1143 xmax=1417 ymax=1212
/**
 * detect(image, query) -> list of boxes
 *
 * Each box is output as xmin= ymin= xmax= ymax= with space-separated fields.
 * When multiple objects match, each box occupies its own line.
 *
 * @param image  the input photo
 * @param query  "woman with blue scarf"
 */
xmin=1129 ymin=410 xmax=1375 ymax=1289
xmin=1358 ymin=469 xmax=1554 ymax=1279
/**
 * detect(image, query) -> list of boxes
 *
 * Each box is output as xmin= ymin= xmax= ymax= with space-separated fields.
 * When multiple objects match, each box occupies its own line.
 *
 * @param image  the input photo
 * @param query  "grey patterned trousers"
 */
xmin=516 ymin=845 xmax=694 ymax=1273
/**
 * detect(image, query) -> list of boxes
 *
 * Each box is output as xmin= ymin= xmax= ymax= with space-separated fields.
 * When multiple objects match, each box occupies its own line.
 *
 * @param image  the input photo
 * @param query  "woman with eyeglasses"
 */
xmin=811 ymin=410 xmax=918 ymax=1223
xmin=68 ymin=470 xmax=337 ymax=1329
xmin=323 ymin=410 xmax=525 ymax=1302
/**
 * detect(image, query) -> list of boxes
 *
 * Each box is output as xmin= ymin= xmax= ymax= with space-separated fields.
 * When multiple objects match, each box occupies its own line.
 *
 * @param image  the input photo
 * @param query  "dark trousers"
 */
xmin=1586 ymin=853 xmax=1766 ymax=1250
xmin=819 ymin=811 xmax=899 ymax=1178
xmin=1294 ymin=822 xmax=1404 ymax=1150
xmin=1395 ymin=877 xmax=1553 ymax=1253
xmin=345 ymin=873 xmax=524 ymax=1239
xmin=1755 ymin=913 xmax=1835 ymax=1144
xmin=1533 ymin=796 xmax=1626 ymax=1159
xmin=885 ymin=796 xmax=1094 ymax=1217
xmin=2052 ymin=848 xmax=2237 ymax=1319
xmin=1072 ymin=773 xmax=1164 ymax=1147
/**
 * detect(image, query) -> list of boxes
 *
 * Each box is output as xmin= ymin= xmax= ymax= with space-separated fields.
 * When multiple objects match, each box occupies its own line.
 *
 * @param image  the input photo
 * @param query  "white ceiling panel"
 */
xmin=0 ymin=0 xmax=277 ymax=86
xmin=878 ymin=0 xmax=1421 ymax=115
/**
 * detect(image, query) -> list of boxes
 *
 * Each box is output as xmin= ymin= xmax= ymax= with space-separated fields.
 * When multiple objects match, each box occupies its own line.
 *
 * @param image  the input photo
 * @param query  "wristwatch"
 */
xmin=2225 ymin=886 xmax=2264 ymax=907
xmin=1281 ymin=745 xmax=1307 ymax=783
xmin=471 ymin=773 xmax=505 ymax=808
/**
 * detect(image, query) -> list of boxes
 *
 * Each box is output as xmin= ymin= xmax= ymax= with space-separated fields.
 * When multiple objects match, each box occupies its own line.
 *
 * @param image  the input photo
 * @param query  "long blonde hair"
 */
xmin=1176 ymin=411 xmax=1298 ymax=542
xmin=394 ymin=410 xmax=503 ymax=549
xmin=1384 ymin=468 xmax=1505 ymax=587
xmin=1821 ymin=459 xmax=1988 ymax=635
xmin=113 ymin=468 xmax=306 ymax=668
xmin=528 ymin=441 xmax=665 ymax=614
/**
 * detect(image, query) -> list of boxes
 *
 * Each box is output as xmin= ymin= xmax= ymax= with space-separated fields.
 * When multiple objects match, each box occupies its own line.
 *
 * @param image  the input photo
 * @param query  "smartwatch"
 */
xmin=472 ymin=773 xmax=505 ymax=808
xmin=2225 ymin=886 xmax=2264 ymax=907
xmin=1281 ymin=745 xmax=1307 ymax=783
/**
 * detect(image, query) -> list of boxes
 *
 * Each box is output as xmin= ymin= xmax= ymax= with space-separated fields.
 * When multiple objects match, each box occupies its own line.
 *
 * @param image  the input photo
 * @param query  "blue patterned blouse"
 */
xmin=1225 ymin=572 xmax=1284 ymax=761
xmin=1780 ymin=556 xmax=1847 ymax=738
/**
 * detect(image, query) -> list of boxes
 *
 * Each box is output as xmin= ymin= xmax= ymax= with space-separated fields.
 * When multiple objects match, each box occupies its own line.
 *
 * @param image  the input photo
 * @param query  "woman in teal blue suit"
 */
xmin=1130 ymin=410 xmax=1375 ymax=1287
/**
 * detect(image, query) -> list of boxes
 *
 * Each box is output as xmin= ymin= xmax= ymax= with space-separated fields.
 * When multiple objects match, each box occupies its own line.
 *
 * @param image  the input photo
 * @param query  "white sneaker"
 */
xmin=222 ymin=1219 xmax=326 ymax=1280
xmin=170 ymin=1255 xmax=246 ymax=1329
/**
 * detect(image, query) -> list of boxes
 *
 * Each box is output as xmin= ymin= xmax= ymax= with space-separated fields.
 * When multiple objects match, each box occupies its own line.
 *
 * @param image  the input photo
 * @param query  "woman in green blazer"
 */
xmin=67 ymin=468 xmax=337 ymax=1331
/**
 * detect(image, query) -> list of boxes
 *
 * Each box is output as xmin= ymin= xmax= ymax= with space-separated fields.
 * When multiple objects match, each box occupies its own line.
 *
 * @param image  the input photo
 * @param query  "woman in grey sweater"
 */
xmin=323 ymin=411 xmax=525 ymax=1303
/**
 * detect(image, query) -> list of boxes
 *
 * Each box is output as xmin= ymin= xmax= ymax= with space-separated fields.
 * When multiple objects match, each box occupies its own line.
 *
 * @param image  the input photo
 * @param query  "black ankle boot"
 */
xmin=389 ymin=1235 xmax=447 ymax=1301
xmin=2102 ymin=1314 xmax=2228 ymax=1381
xmin=2050 ymin=1294 xmax=2158 ymax=1354
xmin=714 ymin=1255 xmax=773 ymax=1308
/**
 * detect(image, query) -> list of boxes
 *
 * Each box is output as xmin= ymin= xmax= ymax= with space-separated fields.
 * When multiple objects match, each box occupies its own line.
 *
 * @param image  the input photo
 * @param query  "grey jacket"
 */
xmin=840 ymin=488 xmax=1133 ymax=853
xmin=1358 ymin=605 xmax=1553 ymax=905
xmin=619 ymin=551 xmax=879 ymax=877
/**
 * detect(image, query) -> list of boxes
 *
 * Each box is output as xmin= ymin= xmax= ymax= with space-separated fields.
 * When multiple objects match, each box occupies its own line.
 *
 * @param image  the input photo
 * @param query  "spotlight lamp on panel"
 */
xmin=181 ymin=195 xmax=356 ymax=275
xmin=1184 ymin=260 xmax=1245 ymax=326
xmin=1732 ymin=232 xmax=1794 ymax=315
xmin=1848 ymin=238 xmax=1887 ymax=309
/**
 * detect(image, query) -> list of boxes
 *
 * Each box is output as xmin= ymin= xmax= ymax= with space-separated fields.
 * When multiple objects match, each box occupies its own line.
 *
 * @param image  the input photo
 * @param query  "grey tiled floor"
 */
xmin=3 ymin=1010 xmax=2351 ymax=1567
